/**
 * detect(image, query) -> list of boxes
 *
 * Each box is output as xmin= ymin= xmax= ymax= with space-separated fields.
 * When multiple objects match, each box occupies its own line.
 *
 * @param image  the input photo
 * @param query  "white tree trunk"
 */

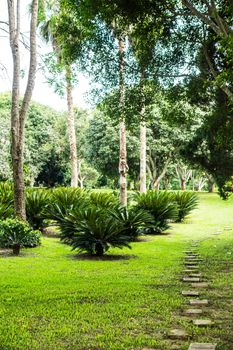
xmin=118 ymin=33 xmax=127 ymax=206
xmin=140 ymin=122 xmax=147 ymax=193
xmin=8 ymin=0 xmax=38 ymax=219
xmin=65 ymin=65 xmax=78 ymax=187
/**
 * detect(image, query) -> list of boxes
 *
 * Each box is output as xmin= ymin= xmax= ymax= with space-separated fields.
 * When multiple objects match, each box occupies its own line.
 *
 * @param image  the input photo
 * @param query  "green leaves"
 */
xmin=172 ymin=191 xmax=198 ymax=222
xmin=134 ymin=191 xmax=178 ymax=234
xmin=0 ymin=218 xmax=41 ymax=255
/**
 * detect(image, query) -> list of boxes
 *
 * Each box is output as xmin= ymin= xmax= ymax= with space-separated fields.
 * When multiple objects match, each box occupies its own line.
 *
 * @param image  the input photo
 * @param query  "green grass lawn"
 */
xmin=0 ymin=193 xmax=233 ymax=350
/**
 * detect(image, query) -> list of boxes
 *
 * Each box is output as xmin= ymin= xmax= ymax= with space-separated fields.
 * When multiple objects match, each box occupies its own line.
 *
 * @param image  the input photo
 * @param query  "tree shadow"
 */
xmin=68 ymin=253 xmax=138 ymax=261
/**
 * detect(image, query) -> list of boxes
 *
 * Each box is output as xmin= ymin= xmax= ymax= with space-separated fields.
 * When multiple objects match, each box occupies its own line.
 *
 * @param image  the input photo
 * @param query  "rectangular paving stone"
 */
xmin=191 ymin=282 xmax=209 ymax=288
xmin=189 ymin=273 xmax=202 ymax=277
xmin=192 ymin=319 xmax=214 ymax=327
xmin=188 ymin=343 xmax=217 ymax=350
xmin=184 ymin=309 xmax=203 ymax=315
xmin=189 ymin=299 xmax=208 ymax=305
xmin=167 ymin=328 xmax=189 ymax=339
xmin=185 ymin=262 xmax=199 ymax=265
xmin=182 ymin=290 xmax=200 ymax=296
xmin=183 ymin=277 xmax=201 ymax=282
xmin=183 ymin=269 xmax=199 ymax=274
xmin=185 ymin=258 xmax=203 ymax=262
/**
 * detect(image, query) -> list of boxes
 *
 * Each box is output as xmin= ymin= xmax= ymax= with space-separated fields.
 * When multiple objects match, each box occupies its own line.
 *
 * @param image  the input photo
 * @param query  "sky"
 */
xmin=0 ymin=1 xmax=91 ymax=111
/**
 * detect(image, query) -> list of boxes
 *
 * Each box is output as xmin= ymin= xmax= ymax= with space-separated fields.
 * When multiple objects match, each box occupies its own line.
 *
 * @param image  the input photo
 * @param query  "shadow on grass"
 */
xmin=68 ymin=253 xmax=138 ymax=261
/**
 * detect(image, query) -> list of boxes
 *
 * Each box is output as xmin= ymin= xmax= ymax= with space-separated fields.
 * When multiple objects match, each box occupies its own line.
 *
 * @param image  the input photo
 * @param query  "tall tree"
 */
xmin=7 ymin=0 xmax=38 ymax=219
xmin=39 ymin=2 xmax=87 ymax=187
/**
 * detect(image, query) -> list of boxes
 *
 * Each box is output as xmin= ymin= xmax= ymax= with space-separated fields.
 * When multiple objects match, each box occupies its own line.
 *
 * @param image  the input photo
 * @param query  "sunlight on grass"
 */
xmin=0 ymin=193 xmax=232 ymax=350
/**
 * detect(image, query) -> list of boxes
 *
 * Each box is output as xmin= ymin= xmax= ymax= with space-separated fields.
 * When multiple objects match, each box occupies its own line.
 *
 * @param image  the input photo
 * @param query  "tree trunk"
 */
xmin=118 ymin=33 xmax=127 ymax=206
xmin=181 ymin=178 xmax=186 ymax=191
xmin=65 ymin=65 xmax=78 ymax=187
xmin=140 ymin=122 xmax=147 ymax=193
xmin=139 ymin=67 xmax=147 ymax=193
xmin=12 ymin=244 xmax=20 ymax=256
xmin=208 ymin=179 xmax=215 ymax=193
xmin=8 ymin=0 xmax=38 ymax=220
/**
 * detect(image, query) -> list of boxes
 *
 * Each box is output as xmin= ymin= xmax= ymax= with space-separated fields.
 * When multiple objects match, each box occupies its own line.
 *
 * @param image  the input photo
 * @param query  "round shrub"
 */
xmin=0 ymin=219 xmax=41 ymax=255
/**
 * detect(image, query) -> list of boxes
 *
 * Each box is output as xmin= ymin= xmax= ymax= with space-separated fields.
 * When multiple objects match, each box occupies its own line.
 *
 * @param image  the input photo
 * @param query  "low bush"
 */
xmin=58 ymin=207 xmax=131 ymax=256
xmin=0 ymin=219 xmax=41 ymax=255
xmin=0 ymin=182 xmax=14 ymax=220
xmin=89 ymin=192 xmax=119 ymax=208
xmin=47 ymin=187 xmax=88 ymax=223
xmin=134 ymin=191 xmax=178 ymax=234
xmin=172 ymin=191 xmax=198 ymax=222
xmin=26 ymin=189 xmax=51 ymax=230
xmin=109 ymin=205 xmax=155 ymax=241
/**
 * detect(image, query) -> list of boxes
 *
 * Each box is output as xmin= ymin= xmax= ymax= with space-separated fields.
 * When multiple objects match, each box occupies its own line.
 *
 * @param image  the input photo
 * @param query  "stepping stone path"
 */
xmin=167 ymin=232 xmax=224 ymax=348
xmin=188 ymin=344 xmax=217 ymax=350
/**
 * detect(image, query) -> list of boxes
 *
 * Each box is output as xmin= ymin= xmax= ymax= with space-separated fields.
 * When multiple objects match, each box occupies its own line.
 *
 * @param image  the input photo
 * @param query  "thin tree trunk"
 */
xmin=8 ymin=0 xmax=38 ymax=220
xmin=181 ymin=178 xmax=186 ymax=191
xmin=140 ymin=122 xmax=147 ymax=193
xmin=65 ymin=65 xmax=78 ymax=187
xmin=152 ymin=158 xmax=170 ymax=189
xmin=139 ymin=68 xmax=146 ymax=193
xmin=118 ymin=33 xmax=127 ymax=206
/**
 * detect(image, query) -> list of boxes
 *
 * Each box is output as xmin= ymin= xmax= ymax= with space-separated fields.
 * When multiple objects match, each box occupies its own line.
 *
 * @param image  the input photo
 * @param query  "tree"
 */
xmin=39 ymin=2 xmax=89 ymax=187
xmin=7 ymin=0 xmax=39 ymax=219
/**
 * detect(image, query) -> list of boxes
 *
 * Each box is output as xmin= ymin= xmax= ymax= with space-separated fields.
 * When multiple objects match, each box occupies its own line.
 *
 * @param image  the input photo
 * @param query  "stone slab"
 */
xmin=185 ymin=258 xmax=203 ymax=262
xmin=183 ymin=277 xmax=201 ymax=282
xmin=188 ymin=343 xmax=217 ymax=350
xmin=192 ymin=319 xmax=214 ymax=327
xmin=167 ymin=328 xmax=189 ymax=340
xmin=185 ymin=262 xmax=199 ymax=266
xmin=189 ymin=273 xmax=202 ymax=277
xmin=183 ymin=269 xmax=199 ymax=274
xmin=189 ymin=299 xmax=208 ymax=305
xmin=184 ymin=308 xmax=203 ymax=315
xmin=182 ymin=290 xmax=200 ymax=296
xmin=191 ymin=282 xmax=209 ymax=288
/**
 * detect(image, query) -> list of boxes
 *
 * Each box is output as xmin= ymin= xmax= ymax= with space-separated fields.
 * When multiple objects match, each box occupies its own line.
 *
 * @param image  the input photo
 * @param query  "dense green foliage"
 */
xmin=0 ymin=219 xmax=41 ymax=255
xmin=26 ymin=189 xmax=51 ymax=230
xmin=172 ymin=191 xmax=198 ymax=222
xmin=135 ymin=191 xmax=178 ymax=234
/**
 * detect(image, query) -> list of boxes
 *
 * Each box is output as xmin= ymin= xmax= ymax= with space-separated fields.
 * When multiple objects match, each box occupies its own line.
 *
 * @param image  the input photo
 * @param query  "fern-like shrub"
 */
xmin=172 ymin=191 xmax=198 ymax=222
xmin=134 ymin=191 xmax=178 ymax=234
xmin=47 ymin=187 xmax=88 ymax=223
xmin=109 ymin=205 xmax=154 ymax=241
xmin=58 ymin=207 xmax=131 ymax=256
xmin=89 ymin=191 xmax=119 ymax=208
xmin=0 ymin=182 xmax=14 ymax=220
xmin=26 ymin=189 xmax=51 ymax=230
xmin=0 ymin=219 xmax=41 ymax=255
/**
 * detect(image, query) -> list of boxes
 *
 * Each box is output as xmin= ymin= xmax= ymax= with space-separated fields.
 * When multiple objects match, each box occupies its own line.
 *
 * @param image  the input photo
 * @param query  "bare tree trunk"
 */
xmin=65 ymin=65 xmax=79 ymax=187
xmin=152 ymin=158 xmax=170 ymax=189
xmin=181 ymin=178 xmax=186 ymax=191
xmin=139 ymin=68 xmax=147 ymax=193
xmin=118 ymin=33 xmax=127 ymax=206
xmin=140 ymin=122 xmax=146 ymax=193
xmin=8 ymin=0 xmax=38 ymax=220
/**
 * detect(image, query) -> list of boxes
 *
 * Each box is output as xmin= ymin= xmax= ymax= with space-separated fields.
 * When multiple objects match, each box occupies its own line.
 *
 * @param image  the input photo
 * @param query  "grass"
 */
xmin=0 ymin=193 xmax=233 ymax=349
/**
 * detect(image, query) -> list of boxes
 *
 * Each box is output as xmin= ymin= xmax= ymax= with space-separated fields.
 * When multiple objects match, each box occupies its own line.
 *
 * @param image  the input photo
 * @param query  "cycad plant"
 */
xmin=59 ymin=207 xmax=131 ymax=256
xmin=89 ymin=191 xmax=120 ymax=208
xmin=47 ymin=187 xmax=88 ymax=223
xmin=0 ymin=182 xmax=14 ymax=220
xmin=26 ymin=189 xmax=51 ymax=230
xmin=109 ymin=205 xmax=155 ymax=241
xmin=135 ymin=191 xmax=178 ymax=234
xmin=172 ymin=191 xmax=198 ymax=222
xmin=0 ymin=218 xmax=41 ymax=255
